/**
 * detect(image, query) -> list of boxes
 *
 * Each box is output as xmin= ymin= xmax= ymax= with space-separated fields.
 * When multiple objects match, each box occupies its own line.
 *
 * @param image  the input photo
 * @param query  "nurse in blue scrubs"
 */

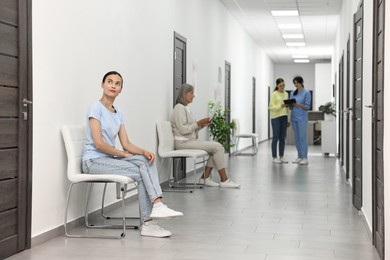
xmin=290 ymin=76 xmax=311 ymax=165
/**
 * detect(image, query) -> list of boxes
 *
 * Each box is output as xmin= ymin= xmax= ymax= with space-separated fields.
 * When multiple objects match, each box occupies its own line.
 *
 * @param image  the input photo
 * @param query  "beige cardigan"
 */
xmin=171 ymin=103 xmax=199 ymax=140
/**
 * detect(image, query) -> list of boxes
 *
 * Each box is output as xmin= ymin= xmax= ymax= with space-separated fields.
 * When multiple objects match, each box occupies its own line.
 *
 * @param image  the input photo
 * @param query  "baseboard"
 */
xmin=31 ymin=195 xmax=138 ymax=247
xmin=360 ymin=207 xmax=374 ymax=242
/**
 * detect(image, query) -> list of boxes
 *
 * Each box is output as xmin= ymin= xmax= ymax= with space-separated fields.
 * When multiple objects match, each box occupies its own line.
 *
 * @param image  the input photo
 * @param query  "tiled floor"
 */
xmin=7 ymin=143 xmax=380 ymax=260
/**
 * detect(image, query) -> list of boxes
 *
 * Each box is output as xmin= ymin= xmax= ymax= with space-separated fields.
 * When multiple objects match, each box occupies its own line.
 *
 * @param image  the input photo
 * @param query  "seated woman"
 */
xmin=170 ymin=83 xmax=240 ymax=188
xmin=82 ymin=71 xmax=183 ymax=238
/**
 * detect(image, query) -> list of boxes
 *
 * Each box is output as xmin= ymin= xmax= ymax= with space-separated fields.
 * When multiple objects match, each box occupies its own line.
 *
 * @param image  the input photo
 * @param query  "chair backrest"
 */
xmin=61 ymin=125 xmax=87 ymax=181
xmin=156 ymin=121 xmax=175 ymax=156
xmin=232 ymin=118 xmax=240 ymax=136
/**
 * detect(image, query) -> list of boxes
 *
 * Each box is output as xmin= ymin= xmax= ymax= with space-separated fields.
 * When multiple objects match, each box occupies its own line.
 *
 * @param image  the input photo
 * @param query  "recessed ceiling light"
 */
xmin=286 ymin=42 xmax=306 ymax=47
xmin=271 ymin=10 xmax=299 ymax=16
xmin=282 ymin=34 xmax=304 ymax=39
xmin=278 ymin=24 xmax=302 ymax=29
xmin=292 ymin=54 xmax=309 ymax=59
xmin=294 ymin=59 xmax=310 ymax=63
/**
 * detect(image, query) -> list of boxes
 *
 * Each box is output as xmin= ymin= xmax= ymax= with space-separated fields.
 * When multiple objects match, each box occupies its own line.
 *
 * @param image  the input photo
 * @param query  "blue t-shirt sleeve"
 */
xmin=87 ymin=102 xmax=102 ymax=121
xmin=304 ymin=91 xmax=311 ymax=110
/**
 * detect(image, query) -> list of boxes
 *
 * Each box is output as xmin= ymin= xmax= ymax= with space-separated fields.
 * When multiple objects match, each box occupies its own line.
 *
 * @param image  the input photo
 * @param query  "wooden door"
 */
xmin=268 ymin=86 xmax=271 ymax=139
xmin=372 ymin=0 xmax=385 ymax=258
xmin=252 ymin=77 xmax=256 ymax=133
xmin=0 ymin=0 xmax=32 ymax=258
xmin=346 ymin=37 xmax=351 ymax=180
xmin=338 ymin=54 xmax=344 ymax=165
xmin=172 ymin=32 xmax=187 ymax=180
xmin=352 ymin=2 xmax=363 ymax=210
xmin=224 ymin=61 xmax=231 ymax=153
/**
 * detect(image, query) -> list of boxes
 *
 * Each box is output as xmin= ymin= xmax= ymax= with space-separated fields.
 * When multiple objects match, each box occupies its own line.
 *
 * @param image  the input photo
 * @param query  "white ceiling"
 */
xmin=219 ymin=0 xmax=343 ymax=63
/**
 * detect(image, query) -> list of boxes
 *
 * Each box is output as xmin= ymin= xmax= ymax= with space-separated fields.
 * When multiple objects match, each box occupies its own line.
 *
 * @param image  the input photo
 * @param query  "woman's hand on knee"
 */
xmin=143 ymin=150 xmax=155 ymax=163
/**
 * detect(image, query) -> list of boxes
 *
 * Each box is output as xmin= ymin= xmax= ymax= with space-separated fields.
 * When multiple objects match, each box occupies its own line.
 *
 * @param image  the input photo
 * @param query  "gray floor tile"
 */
xmin=5 ymin=143 xmax=380 ymax=260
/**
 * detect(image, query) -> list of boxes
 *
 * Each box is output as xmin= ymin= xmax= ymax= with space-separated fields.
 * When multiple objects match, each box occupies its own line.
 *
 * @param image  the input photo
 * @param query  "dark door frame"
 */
xmin=352 ymin=1 xmax=363 ymax=210
xmin=372 ymin=0 xmax=385 ymax=258
xmin=0 ymin=0 xmax=32 ymax=258
xmin=252 ymin=77 xmax=256 ymax=133
xmin=173 ymin=31 xmax=186 ymax=105
xmin=268 ymin=86 xmax=271 ymax=139
xmin=172 ymin=31 xmax=187 ymax=180
xmin=338 ymin=53 xmax=345 ymax=166
xmin=346 ymin=36 xmax=351 ymax=180
xmin=225 ymin=61 xmax=231 ymax=153
xmin=22 ymin=0 xmax=33 ymax=249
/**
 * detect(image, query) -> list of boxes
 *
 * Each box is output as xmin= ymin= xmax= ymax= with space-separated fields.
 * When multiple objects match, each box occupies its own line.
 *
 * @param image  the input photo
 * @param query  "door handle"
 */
xmin=22 ymin=98 xmax=33 ymax=105
xmin=21 ymin=98 xmax=32 ymax=120
xmin=365 ymin=104 xmax=374 ymax=108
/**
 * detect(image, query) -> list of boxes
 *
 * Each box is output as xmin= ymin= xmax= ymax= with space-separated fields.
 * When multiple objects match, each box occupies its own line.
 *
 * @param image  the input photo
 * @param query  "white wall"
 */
xmin=314 ymin=63 xmax=332 ymax=109
xmin=31 ymin=0 xmax=273 ymax=237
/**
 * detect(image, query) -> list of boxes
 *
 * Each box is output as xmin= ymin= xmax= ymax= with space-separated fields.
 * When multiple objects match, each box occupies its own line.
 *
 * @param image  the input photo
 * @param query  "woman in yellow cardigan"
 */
xmin=269 ymin=78 xmax=290 ymax=163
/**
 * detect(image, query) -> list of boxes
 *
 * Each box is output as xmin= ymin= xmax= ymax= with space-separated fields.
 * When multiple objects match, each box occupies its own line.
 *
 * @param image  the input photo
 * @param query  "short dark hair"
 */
xmin=102 ymin=71 xmax=123 ymax=87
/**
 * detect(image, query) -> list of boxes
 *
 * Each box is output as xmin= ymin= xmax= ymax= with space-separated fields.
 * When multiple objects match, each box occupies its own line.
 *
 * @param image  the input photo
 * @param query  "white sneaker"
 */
xmin=299 ymin=159 xmax=309 ymax=165
xmin=150 ymin=203 xmax=183 ymax=219
xmin=292 ymin=158 xmax=303 ymax=164
xmin=141 ymin=221 xmax=171 ymax=238
xmin=220 ymin=179 xmax=240 ymax=188
xmin=280 ymin=157 xmax=288 ymax=163
xmin=199 ymin=177 xmax=220 ymax=187
xmin=273 ymin=158 xmax=282 ymax=164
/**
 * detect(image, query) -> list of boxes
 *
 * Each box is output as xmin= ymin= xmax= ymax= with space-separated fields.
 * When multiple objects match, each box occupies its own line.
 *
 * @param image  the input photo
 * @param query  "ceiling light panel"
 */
xmin=292 ymin=54 xmax=309 ymax=59
xmin=282 ymin=34 xmax=304 ymax=39
xmin=278 ymin=24 xmax=302 ymax=29
xmin=294 ymin=59 xmax=310 ymax=63
xmin=271 ymin=10 xmax=299 ymax=16
xmin=286 ymin=42 xmax=306 ymax=47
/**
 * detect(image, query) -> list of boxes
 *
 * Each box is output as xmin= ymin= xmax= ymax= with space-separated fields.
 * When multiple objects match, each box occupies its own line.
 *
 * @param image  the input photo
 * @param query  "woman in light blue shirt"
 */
xmin=290 ymin=76 xmax=311 ymax=165
xmin=82 ymin=71 xmax=182 ymax=238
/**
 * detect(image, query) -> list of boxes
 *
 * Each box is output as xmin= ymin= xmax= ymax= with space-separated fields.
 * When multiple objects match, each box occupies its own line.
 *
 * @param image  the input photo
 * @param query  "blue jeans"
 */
xmin=82 ymin=155 xmax=162 ymax=222
xmin=291 ymin=120 xmax=308 ymax=159
xmin=271 ymin=116 xmax=288 ymax=158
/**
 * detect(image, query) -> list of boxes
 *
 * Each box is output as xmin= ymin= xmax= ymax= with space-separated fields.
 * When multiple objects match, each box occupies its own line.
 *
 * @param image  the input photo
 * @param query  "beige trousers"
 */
xmin=174 ymin=139 xmax=225 ymax=170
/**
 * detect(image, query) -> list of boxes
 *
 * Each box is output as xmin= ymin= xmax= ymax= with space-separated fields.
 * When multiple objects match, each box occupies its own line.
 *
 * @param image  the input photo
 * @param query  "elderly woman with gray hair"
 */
xmin=170 ymin=84 xmax=240 ymax=188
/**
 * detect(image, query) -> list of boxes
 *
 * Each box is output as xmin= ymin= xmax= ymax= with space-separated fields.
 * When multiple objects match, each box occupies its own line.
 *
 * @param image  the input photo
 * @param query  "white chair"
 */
xmin=232 ymin=118 xmax=259 ymax=156
xmin=156 ymin=121 xmax=208 ymax=192
xmin=61 ymin=125 xmax=140 ymax=239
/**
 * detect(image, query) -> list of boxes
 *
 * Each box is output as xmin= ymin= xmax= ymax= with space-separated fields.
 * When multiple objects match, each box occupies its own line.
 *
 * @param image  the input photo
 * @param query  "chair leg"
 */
xmin=163 ymin=157 xmax=194 ymax=193
xmin=64 ymin=182 xmax=137 ymax=239
xmin=235 ymin=138 xmax=240 ymax=155
xmin=235 ymin=137 xmax=257 ymax=156
xmin=64 ymin=183 xmax=74 ymax=237
xmin=99 ymin=183 xmax=140 ymax=229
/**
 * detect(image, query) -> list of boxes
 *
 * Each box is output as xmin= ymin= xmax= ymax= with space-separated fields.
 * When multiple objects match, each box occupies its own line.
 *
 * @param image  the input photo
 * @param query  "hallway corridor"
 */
xmin=7 ymin=142 xmax=380 ymax=260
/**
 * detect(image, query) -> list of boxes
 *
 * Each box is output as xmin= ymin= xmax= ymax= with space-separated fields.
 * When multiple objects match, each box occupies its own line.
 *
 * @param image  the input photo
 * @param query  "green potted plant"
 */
xmin=208 ymin=101 xmax=235 ymax=152
xmin=319 ymin=102 xmax=336 ymax=119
